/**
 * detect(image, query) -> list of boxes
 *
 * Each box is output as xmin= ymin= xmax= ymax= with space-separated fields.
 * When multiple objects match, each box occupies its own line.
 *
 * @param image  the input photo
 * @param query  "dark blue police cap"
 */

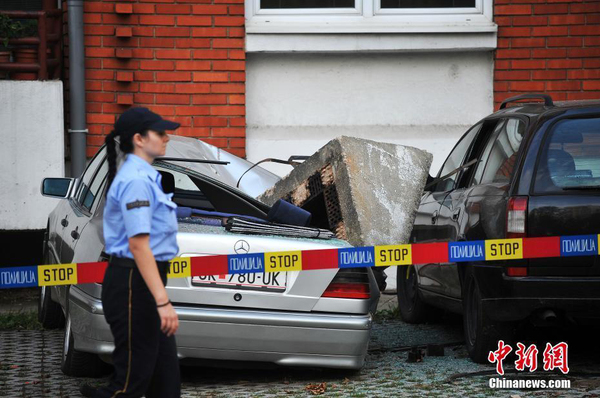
xmin=114 ymin=107 xmax=180 ymax=136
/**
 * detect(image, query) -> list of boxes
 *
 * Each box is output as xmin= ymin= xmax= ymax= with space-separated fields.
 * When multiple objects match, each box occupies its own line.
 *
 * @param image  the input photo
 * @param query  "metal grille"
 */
xmin=307 ymin=172 xmax=324 ymax=199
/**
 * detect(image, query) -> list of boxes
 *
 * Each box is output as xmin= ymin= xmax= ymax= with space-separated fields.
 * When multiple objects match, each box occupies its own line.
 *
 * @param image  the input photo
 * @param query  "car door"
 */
xmin=61 ymin=149 xmax=108 ymax=262
xmin=55 ymin=148 xmax=107 ymax=306
xmin=413 ymin=122 xmax=483 ymax=298
xmin=57 ymin=148 xmax=106 ymax=262
xmin=463 ymin=117 xmax=528 ymax=243
xmin=437 ymin=118 xmax=505 ymax=299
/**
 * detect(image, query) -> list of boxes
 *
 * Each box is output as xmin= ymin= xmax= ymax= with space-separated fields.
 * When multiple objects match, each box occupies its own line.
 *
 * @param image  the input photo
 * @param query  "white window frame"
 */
xmin=246 ymin=0 xmax=495 ymax=34
xmin=253 ymin=0 xmax=362 ymax=16
xmin=375 ymin=0 xmax=483 ymax=16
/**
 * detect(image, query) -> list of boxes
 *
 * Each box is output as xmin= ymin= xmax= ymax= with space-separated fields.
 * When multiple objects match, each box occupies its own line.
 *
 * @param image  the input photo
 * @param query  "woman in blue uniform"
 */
xmin=81 ymin=107 xmax=181 ymax=398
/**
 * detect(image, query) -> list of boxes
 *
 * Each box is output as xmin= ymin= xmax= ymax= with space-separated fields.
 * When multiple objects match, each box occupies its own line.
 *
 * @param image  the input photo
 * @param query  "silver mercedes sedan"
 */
xmin=39 ymin=136 xmax=379 ymax=377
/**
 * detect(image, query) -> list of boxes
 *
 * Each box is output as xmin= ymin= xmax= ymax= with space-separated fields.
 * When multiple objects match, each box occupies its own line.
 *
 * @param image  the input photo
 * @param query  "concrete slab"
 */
xmin=259 ymin=136 xmax=432 ymax=247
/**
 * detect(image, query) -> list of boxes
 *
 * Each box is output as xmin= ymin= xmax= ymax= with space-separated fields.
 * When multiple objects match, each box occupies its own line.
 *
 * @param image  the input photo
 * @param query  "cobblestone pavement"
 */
xmin=2 ymin=311 xmax=600 ymax=397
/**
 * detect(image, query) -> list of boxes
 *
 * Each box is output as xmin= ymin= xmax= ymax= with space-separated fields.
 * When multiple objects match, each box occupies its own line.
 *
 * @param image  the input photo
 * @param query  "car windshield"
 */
xmin=534 ymin=117 xmax=600 ymax=192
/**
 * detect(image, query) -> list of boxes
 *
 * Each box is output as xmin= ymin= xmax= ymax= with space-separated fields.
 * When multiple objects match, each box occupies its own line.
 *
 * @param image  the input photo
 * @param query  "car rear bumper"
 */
xmin=473 ymin=265 xmax=600 ymax=322
xmin=69 ymin=287 xmax=372 ymax=370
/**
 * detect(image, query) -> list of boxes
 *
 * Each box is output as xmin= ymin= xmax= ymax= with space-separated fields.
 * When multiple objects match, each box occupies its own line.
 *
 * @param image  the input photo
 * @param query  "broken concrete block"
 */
xmin=258 ymin=136 xmax=432 ymax=247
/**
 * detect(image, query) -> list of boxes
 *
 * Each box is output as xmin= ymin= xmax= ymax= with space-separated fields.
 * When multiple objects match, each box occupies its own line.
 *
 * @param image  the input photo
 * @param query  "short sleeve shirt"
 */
xmin=103 ymin=153 xmax=179 ymax=261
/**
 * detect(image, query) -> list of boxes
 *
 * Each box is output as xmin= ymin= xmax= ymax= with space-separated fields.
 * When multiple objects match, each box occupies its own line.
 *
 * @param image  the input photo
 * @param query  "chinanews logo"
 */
xmin=487 ymin=341 xmax=571 ymax=390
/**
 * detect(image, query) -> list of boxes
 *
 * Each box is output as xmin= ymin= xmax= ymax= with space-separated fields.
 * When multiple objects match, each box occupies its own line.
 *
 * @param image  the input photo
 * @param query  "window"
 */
xmin=471 ymin=119 xmax=504 ymax=186
xmin=246 ymin=0 xmax=494 ymax=34
xmin=0 ymin=0 xmax=42 ymax=11
xmin=154 ymin=165 xmax=215 ymax=210
xmin=381 ymin=0 xmax=474 ymax=7
xmin=534 ymin=118 xmax=600 ymax=193
xmin=259 ymin=0 xmax=477 ymax=9
xmin=262 ymin=0 xmax=354 ymax=8
xmin=80 ymin=160 xmax=108 ymax=211
xmin=434 ymin=122 xmax=482 ymax=192
xmin=479 ymin=118 xmax=525 ymax=185
xmin=74 ymin=148 xmax=106 ymax=208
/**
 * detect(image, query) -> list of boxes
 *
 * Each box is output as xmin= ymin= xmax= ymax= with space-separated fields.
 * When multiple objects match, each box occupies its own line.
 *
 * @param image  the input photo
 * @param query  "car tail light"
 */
xmin=322 ymin=268 xmax=370 ymax=299
xmin=506 ymin=196 xmax=528 ymax=239
xmin=507 ymin=267 xmax=527 ymax=277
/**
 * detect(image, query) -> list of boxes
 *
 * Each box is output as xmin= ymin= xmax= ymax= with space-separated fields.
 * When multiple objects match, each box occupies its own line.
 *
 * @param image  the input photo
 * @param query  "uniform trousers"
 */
xmin=94 ymin=259 xmax=181 ymax=398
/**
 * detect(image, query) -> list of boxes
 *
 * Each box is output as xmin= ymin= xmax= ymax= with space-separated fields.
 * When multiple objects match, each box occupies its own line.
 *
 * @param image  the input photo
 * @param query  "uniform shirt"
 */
xmin=103 ymin=153 xmax=179 ymax=261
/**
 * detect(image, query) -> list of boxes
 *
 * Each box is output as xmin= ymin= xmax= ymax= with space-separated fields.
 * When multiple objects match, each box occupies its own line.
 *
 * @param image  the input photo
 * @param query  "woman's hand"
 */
xmin=157 ymin=303 xmax=179 ymax=336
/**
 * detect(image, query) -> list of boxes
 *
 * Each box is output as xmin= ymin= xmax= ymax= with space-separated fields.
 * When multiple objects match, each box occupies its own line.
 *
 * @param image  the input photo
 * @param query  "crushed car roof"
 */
xmin=161 ymin=135 xmax=281 ymax=198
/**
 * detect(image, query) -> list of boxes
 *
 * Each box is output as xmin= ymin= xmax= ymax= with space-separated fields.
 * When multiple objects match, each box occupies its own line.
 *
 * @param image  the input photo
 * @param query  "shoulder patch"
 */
xmin=126 ymin=200 xmax=150 ymax=210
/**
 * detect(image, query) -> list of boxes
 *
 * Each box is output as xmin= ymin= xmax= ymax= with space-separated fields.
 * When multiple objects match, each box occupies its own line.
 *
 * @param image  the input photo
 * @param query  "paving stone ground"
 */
xmin=0 ymin=295 xmax=600 ymax=398
xmin=2 ymin=305 xmax=600 ymax=398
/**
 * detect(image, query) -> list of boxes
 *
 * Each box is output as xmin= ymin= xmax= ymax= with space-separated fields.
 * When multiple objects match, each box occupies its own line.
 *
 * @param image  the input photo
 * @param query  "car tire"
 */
xmin=38 ymin=286 xmax=65 ymax=329
xmin=397 ymin=265 xmax=441 ymax=324
xmin=61 ymin=289 xmax=111 ymax=377
xmin=462 ymin=268 xmax=514 ymax=363
xmin=38 ymin=234 xmax=65 ymax=329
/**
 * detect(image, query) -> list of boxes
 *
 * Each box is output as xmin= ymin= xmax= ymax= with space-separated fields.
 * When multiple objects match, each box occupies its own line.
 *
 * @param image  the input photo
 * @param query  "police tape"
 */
xmin=1 ymin=234 xmax=599 ymax=289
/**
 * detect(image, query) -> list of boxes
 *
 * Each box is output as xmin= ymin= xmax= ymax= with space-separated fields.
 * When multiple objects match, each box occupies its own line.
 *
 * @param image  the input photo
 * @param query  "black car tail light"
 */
xmin=506 ymin=196 xmax=528 ymax=239
xmin=322 ymin=268 xmax=370 ymax=299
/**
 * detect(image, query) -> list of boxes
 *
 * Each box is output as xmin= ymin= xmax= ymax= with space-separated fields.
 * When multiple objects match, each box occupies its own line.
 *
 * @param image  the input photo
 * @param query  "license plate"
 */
xmin=192 ymin=272 xmax=286 ymax=291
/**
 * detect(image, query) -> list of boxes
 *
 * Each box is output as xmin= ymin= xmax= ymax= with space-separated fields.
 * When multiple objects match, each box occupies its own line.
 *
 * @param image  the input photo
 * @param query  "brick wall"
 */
xmin=78 ymin=0 xmax=245 ymax=158
xmin=494 ymin=1 xmax=600 ymax=109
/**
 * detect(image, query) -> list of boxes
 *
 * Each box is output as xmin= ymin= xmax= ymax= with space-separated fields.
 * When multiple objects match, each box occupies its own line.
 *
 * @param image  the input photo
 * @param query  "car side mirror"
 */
xmin=41 ymin=177 xmax=74 ymax=198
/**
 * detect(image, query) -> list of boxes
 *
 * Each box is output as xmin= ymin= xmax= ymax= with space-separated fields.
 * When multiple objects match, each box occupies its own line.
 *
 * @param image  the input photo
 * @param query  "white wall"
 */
xmin=246 ymin=51 xmax=494 ymax=177
xmin=246 ymin=51 xmax=494 ymax=291
xmin=0 ymin=81 xmax=65 ymax=230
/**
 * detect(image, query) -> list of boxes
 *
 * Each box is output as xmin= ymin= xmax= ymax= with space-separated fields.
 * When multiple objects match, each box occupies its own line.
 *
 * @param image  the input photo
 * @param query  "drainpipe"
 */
xmin=67 ymin=0 xmax=87 ymax=178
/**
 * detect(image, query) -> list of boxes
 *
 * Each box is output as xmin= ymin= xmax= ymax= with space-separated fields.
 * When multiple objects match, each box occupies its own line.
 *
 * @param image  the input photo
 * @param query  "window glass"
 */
xmin=261 ymin=0 xmax=354 ymax=8
xmin=75 ymin=147 xmax=106 ymax=206
xmin=433 ymin=122 xmax=482 ymax=192
xmin=479 ymin=118 xmax=525 ymax=185
xmin=81 ymin=160 xmax=108 ymax=211
xmin=154 ymin=165 xmax=214 ymax=210
xmin=534 ymin=117 xmax=600 ymax=193
xmin=155 ymin=166 xmax=201 ymax=192
xmin=471 ymin=120 xmax=504 ymax=185
xmin=381 ymin=0 xmax=475 ymax=8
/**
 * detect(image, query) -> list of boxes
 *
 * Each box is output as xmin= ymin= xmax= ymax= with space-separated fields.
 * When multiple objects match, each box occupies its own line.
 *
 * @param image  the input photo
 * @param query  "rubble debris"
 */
xmin=407 ymin=347 xmax=424 ymax=363
xmin=305 ymin=382 xmax=327 ymax=395
xmin=427 ymin=344 xmax=445 ymax=357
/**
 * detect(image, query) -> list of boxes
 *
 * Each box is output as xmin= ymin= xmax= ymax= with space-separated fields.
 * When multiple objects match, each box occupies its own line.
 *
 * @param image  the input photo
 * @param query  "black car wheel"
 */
xmin=38 ymin=233 xmax=65 ymax=329
xmin=397 ymin=265 xmax=441 ymax=323
xmin=61 ymin=289 xmax=111 ymax=377
xmin=463 ymin=268 xmax=514 ymax=363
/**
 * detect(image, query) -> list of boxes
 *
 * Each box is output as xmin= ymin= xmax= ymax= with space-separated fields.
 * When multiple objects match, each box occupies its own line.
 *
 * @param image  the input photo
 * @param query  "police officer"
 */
xmin=81 ymin=107 xmax=181 ymax=398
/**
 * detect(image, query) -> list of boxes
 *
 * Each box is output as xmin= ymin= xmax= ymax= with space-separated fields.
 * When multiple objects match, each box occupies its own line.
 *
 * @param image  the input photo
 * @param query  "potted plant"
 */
xmin=0 ymin=14 xmax=18 ymax=78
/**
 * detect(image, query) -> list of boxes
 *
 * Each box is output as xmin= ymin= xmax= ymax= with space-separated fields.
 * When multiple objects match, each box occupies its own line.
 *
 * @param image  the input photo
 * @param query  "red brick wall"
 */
xmin=494 ymin=1 xmax=600 ymax=109
xmin=79 ymin=0 xmax=245 ymax=158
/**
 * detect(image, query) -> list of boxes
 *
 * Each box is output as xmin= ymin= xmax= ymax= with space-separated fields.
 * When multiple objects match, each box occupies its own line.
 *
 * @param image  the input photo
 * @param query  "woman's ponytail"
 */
xmin=105 ymin=130 xmax=118 ymax=198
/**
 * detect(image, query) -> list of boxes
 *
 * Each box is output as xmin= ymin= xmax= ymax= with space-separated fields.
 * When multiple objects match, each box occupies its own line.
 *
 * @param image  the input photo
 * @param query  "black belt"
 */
xmin=109 ymin=256 xmax=171 ymax=271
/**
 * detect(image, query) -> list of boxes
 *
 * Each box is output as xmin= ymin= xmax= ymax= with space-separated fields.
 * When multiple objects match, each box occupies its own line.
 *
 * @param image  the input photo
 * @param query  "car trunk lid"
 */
xmin=166 ymin=221 xmax=352 ymax=312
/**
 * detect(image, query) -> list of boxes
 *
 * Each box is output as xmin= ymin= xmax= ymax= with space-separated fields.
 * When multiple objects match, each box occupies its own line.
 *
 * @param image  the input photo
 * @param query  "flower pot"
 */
xmin=12 ymin=47 xmax=37 ymax=80
xmin=0 ymin=50 xmax=10 ymax=79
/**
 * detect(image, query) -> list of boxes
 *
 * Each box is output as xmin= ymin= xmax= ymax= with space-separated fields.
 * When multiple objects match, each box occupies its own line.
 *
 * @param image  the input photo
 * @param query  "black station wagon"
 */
xmin=398 ymin=94 xmax=600 ymax=363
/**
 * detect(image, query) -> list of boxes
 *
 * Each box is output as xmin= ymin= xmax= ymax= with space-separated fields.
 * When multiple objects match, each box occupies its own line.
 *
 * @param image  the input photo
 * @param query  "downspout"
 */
xmin=67 ymin=0 xmax=86 ymax=177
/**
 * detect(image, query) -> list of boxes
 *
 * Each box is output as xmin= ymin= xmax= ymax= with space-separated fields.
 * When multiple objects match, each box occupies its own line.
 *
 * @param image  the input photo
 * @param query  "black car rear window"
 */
xmin=534 ymin=117 xmax=600 ymax=193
